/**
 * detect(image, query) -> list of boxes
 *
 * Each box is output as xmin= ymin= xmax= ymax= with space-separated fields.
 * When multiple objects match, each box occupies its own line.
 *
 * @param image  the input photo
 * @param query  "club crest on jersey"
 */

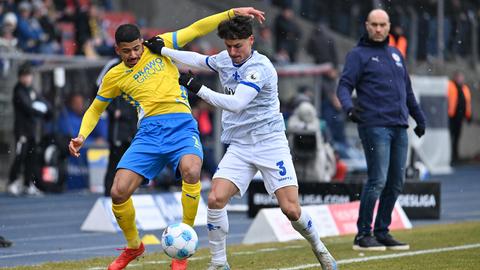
xmin=232 ymin=71 xmax=240 ymax=81
xmin=391 ymin=53 xmax=403 ymax=68
xmin=245 ymin=70 xmax=260 ymax=83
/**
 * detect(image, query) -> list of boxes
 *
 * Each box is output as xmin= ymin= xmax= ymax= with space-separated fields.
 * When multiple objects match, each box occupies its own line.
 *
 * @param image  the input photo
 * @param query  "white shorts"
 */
xmin=213 ymin=133 xmax=298 ymax=197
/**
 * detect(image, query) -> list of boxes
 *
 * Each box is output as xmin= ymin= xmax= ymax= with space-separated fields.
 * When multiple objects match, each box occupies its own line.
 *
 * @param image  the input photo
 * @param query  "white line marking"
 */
xmin=265 ymin=243 xmax=480 ymax=270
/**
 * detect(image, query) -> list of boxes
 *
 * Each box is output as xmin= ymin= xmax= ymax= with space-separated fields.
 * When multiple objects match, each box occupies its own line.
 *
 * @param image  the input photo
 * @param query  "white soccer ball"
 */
xmin=161 ymin=223 xmax=199 ymax=259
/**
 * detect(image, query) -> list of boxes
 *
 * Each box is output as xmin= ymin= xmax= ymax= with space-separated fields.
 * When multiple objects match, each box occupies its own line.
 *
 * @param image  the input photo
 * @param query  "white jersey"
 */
xmin=206 ymin=50 xmax=285 ymax=144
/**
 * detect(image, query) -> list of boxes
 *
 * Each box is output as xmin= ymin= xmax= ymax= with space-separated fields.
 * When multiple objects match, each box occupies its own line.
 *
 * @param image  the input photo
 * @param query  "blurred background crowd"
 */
xmin=0 ymin=0 xmax=479 ymax=197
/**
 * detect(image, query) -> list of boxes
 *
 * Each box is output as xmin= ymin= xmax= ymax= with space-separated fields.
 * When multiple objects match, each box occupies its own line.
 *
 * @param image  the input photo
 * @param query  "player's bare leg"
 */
xmin=275 ymin=186 xmax=337 ymax=270
xmin=108 ymin=169 xmax=145 ymax=270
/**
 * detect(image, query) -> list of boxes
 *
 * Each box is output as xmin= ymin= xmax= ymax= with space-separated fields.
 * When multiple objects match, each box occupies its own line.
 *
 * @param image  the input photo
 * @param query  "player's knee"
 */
xmin=110 ymin=182 xmax=129 ymax=204
xmin=281 ymin=204 xmax=301 ymax=221
xmin=180 ymin=165 xmax=201 ymax=183
xmin=207 ymin=191 xmax=228 ymax=209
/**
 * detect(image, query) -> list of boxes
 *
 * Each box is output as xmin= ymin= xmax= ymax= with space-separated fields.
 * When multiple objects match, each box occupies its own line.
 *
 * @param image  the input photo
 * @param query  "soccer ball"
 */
xmin=161 ymin=223 xmax=199 ymax=259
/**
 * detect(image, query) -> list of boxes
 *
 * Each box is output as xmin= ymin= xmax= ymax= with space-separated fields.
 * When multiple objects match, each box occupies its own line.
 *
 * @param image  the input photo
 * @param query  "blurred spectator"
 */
xmin=191 ymin=99 xmax=216 ymax=183
xmin=0 ymin=12 xmax=18 ymax=76
xmin=104 ymin=96 xmax=137 ymax=196
xmin=7 ymin=63 xmax=51 ymax=196
xmin=447 ymin=71 xmax=472 ymax=165
xmin=389 ymin=25 xmax=407 ymax=58
xmin=32 ymin=0 xmax=62 ymax=54
xmin=287 ymin=101 xmax=336 ymax=182
xmin=254 ymin=25 xmax=275 ymax=60
xmin=57 ymin=92 xmax=108 ymax=190
xmin=274 ymin=7 xmax=302 ymax=62
xmin=306 ymin=23 xmax=338 ymax=67
xmin=0 ymin=235 xmax=12 ymax=248
xmin=15 ymin=1 xmax=47 ymax=53
xmin=306 ymin=24 xmax=346 ymax=147
xmin=97 ymin=58 xmax=137 ymax=196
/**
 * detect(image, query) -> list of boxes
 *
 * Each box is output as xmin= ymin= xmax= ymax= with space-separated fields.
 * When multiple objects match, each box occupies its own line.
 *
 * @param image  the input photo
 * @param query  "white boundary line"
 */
xmin=266 ymin=243 xmax=480 ymax=270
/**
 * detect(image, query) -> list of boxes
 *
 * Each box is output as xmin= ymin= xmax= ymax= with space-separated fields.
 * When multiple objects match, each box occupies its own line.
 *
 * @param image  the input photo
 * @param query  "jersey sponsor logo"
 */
xmin=224 ymin=86 xmax=235 ymax=95
xmin=132 ymin=58 xmax=165 ymax=83
xmin=371 ymin=56 xmax=380 ymax=62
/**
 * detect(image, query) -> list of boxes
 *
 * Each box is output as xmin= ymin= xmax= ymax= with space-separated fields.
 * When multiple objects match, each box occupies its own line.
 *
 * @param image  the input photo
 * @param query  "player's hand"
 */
xmin=233 ymin=7 xmax=265 ymax=24
xmin=143 ymin=36 xmax=165 ymax=55
xmin=69 ymin=135 xmax=85 ymax=157
xmin=179 ymin=71 xmax=203 ymax=94
xmin=347 ymin=107 xmax=364 ymax=123
xmin=414 ymin=125 xmax=425 ymax=138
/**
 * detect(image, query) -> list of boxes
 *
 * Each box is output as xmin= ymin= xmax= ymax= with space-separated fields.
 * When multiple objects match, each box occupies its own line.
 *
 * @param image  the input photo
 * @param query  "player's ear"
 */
xmin=114 ymin=44 xmax=120 ymax=56
xmin=249 ymin=35 xmax=254 ymax=45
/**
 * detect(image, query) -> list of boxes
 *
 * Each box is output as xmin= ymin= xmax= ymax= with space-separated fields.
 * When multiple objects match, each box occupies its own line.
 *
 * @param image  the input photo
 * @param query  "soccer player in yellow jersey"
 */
xmin=68 ymin=7 xmax=265 ymax=270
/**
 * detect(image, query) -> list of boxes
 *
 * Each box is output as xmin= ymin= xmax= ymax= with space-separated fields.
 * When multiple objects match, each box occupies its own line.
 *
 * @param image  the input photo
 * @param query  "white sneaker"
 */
xmin=206 ymin=262 xmax=230 ymax=270
xmin=7 ymin=180 xmax=23 ymax=196
xmin=26 ymin=184 xmax=43 ymax=196
xmin=313 ymin=249 xmax=337 ymax=270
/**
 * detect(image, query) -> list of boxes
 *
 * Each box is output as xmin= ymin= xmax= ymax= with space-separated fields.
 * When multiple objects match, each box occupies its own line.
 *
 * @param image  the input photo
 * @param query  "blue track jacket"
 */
xmin=337 ymin=34 xmax=425 ymax=128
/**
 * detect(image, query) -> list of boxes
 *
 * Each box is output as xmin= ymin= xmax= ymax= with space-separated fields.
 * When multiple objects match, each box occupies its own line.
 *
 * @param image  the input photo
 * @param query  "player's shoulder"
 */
xmin=104 ymin=61 xmax=127 ymax=80
xmin=245 ymin=51 xmax=276 ymax=73
xmin=212 ymin=50 xmax=231 ymax=63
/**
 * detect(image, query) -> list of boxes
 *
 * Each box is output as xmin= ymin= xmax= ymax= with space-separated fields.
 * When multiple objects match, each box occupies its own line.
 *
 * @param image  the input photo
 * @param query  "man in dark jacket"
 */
xmin=7 ymin=63 xmax=51 ymax=196
xmin=337 ymin=9 xmax=426 ymax=251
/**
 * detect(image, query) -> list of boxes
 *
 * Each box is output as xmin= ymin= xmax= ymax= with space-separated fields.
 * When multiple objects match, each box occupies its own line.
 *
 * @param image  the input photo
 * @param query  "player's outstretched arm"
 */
xmin=162 ymin=47 xmax=210 ymax=70
xmin=172 ymin=7 xmax=264 ymax=49
xmin=179 ymin=72 xmax=258 ymax=113
xmin=69 ymin=98 xmax=109 ymax=157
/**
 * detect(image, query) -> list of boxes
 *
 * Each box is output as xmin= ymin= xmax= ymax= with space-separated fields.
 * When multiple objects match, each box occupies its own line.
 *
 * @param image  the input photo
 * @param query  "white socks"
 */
xmin=291 ymin=210 xmax=327 ymax=253
xmin=207 ymin=206 xmax=229 ymax=265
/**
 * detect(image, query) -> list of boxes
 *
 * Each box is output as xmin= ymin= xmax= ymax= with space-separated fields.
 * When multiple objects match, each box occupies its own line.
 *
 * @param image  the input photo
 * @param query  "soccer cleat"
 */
xmin=108 ymin=242 xmax=145 ymax=270
xmin=375 ymin=234 xmax=410 ymax=250
xmin=7 ymin=180 xmax=23 ymax=196
xmin=313 ymin=249 xmax=337 ymax=270
xmin=26 ymin=184 xmax=43 ymax=197
xmin=353 ymin=234 xmax=386 ymax=251
xmin=171 ymin=258 xmax=188 ymax=270
xmin=206 ymin=262 xmax=231 ymax=270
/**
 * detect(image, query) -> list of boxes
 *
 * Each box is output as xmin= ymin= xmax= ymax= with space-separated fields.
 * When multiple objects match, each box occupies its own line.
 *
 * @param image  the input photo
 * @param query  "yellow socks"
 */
xmin=181 ymin=180 xmax=202 ymax=226
xmin=112 ymin=197 xmax=141 ymax=249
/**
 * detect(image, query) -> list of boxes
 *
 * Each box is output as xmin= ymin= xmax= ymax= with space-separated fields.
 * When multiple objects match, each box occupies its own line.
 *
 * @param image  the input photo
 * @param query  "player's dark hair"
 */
xmin=217 ymin=16 xmax=253 ymax=40
xmin=115 ymin=24 xmax=141 ymax=44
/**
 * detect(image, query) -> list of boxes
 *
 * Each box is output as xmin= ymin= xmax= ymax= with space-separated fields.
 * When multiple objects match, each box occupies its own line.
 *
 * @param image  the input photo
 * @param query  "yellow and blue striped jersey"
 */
xmin=78 ymin=9 xmax=235 ymax=139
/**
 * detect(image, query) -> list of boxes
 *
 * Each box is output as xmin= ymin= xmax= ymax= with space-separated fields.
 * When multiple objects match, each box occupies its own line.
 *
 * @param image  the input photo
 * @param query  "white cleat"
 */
xmin=7 ymin=180 xmax=23 ymax=196
xmin=313 ymin=249 xmax=338 ymax=270
xmin=25 ymin=184 xmax=43 ymax=197
xmin=206 ymin=262 xmax=231 ymax=270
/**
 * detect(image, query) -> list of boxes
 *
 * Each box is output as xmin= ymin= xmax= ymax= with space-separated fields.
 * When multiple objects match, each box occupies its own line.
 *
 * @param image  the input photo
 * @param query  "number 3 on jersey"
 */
xmin=276 ymin=161 xmax=287 ymax=176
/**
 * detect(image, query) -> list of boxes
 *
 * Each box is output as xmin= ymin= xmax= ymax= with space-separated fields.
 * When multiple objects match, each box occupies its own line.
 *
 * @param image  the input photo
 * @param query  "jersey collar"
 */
xmin=232 ymin=50 xmax=255 ymax=67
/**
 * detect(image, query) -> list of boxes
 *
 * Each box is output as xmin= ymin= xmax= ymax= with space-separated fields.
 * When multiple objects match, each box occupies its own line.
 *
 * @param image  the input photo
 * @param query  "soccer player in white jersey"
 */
xmin=144 ymin=16 xmax=337 ymax=270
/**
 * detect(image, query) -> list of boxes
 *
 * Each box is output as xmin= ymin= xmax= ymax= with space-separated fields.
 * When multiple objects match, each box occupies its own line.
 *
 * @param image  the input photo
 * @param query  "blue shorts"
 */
xmin=117 ymin=113 xmax=203 ymax=182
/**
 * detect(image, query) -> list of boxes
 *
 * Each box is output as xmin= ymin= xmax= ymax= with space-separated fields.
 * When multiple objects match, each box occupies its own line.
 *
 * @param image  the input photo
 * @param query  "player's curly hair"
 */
xmin=217 ymin=15 xmax=253 ymax=40
xmin=115 ymin=24 xmax=141 ymax=44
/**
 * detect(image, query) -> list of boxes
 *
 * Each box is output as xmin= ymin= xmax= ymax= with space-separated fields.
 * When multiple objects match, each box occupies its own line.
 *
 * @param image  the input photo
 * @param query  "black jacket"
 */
xmin=12 ymin=82 xmax=51 ymax=138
